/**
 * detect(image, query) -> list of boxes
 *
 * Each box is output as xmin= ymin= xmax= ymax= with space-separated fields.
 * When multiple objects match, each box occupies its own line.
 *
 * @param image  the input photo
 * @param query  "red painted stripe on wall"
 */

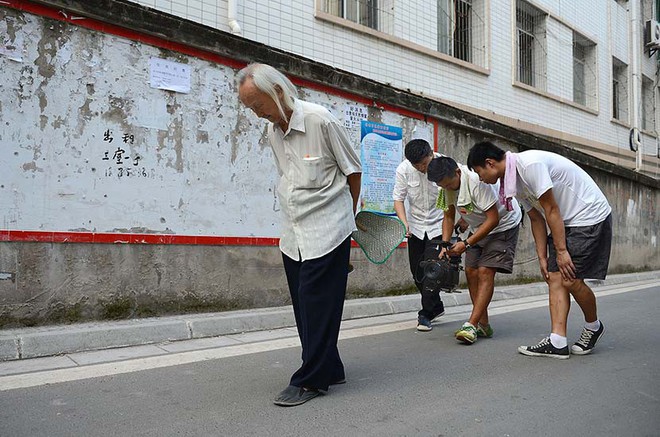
xmin=0 ymin=229 xmax=407 ymax=248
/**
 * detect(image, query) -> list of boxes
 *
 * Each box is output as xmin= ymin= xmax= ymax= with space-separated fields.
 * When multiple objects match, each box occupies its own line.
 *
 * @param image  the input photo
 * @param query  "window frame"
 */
xmin=315 ymin=0 xmax=491 ymax=75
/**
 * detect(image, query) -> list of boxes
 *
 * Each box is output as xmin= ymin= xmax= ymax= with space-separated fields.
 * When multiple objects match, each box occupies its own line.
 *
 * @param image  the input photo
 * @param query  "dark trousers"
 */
xmin=408 ymin=233 xmax=444 ymax=319
xmin=282 ymin=237 xmax=350 ymax=391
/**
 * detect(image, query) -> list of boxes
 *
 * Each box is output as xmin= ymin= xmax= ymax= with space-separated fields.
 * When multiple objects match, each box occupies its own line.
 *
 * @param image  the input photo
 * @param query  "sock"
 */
xmin=585 ymin=320 xmax=601 ymax=331
xmin=549 ymin=333 xmax=567 ymax=349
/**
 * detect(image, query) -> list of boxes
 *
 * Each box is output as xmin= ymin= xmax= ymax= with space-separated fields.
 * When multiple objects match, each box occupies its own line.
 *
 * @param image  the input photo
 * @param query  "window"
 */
xmin=573 ymin=32 xmax=597 ymax=108
xmin=323 ymin=0 xmax=379 ymax=30
xmin=516 ymin=0 xmax=547 ymax=89
xmin=612 ymin=58 xmax=629 ymax=122
xmin=437 ymin=0 xmax=486 ymax=66
xmin=641 ymin=75 xmax=655 ymax=131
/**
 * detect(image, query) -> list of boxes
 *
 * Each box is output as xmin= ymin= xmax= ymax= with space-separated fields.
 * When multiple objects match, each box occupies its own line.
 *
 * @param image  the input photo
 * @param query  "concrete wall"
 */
xmin=0 ymin=0 xmax=658 ymax=328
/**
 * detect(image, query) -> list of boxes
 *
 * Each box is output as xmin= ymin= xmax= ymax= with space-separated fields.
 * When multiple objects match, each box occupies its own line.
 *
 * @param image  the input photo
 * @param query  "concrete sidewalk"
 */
xmin=1 ymin=271 xmax=658 ymax=361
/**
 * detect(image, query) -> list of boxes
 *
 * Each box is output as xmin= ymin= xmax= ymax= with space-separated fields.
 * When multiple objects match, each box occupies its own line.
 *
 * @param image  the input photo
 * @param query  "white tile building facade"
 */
xmin=132 ymin=0 xmax=660 ymax=174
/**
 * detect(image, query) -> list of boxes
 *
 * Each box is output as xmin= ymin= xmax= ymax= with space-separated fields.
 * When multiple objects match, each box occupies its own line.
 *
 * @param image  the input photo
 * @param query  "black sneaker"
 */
xmin=431 ymin=310 xmax=445 ymax=323
xmin=518 ymin=337 xmax=569 ymax=359
xmin=431 ymin=302 xmax=445 ymax=322
xmin=571 ymin=322 xmax=605 ymax=355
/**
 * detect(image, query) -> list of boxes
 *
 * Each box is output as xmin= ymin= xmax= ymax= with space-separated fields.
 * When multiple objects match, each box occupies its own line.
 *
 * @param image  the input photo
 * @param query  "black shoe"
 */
xmin=518 ymin=337 xmax=569 ymax=359
xmin=431 ymin=310 xmax=445 ymax=323
xmin=571 ymin=322 xmax=605 ymax=355
xmin=273 ymin=385 xmax=322 ymax=407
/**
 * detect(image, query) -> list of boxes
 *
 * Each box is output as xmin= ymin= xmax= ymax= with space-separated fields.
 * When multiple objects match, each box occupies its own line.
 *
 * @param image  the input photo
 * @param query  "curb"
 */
xmin=1 ymin=271 xmax=658 ymax=361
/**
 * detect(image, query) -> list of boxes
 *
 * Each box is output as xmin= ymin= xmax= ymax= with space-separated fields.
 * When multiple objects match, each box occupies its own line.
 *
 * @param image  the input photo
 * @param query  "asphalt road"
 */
xmin=1 ymin=283 xmax=658 ymax=437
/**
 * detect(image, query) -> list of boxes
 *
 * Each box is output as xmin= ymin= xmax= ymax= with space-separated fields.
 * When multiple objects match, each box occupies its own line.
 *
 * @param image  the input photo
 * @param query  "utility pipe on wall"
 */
xmin=630 ymin=0 xmax=643 ymax=171
xmin=227 ymin=0 xmax=242 ymax=36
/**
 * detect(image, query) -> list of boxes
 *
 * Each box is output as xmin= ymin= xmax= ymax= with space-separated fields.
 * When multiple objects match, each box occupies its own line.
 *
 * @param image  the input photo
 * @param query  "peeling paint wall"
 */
xmin=0 ymin=6 xmax=438 ymax=327
xmin=0 ymin=8 xmax=433 ymax=236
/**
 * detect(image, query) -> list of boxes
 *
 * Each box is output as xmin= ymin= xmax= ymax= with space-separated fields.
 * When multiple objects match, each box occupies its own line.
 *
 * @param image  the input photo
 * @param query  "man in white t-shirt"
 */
xmin=427 ymin=156 xmax=522 ymax=344
xmin=393 ymin=139 xmax=447 ymax=332
xmin=468 ymin=141 xmax=612 ymax=359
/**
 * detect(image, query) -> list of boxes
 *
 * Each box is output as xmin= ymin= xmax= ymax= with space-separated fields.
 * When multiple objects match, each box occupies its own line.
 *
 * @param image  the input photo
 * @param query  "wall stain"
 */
xmin=37 ymin=89 xmax=47 ymax=113
xmin=172 ymin=117 xmax=184 ymax=172
xmin=22 ymin=161 xmax=42 ymax=173
xmin=257 ymin=125 xmax=270 ymax=151
xmin=34 ymin=19 xmax=70 ymax=86
xmin=15 ymin=66 xmax=35 ymax=107
xmin=3 ymin=10 xmax=28 ymax=44
xmin=232 ymin=110 xmax=252 ymax=164
xmin=156 ymin=116 xmax=185 ymax=172
xmin=102 ymin=95 xmax=133 ymax=132
xmin=367 ymin=106 xmax=383 ymax=124
xmin=76 ymin=98 xmax=94 ymax=136
xmin=51 ymin=116 xmax=65 ymax=130
xmin=196 ymin=130 xmax=209 ymax=144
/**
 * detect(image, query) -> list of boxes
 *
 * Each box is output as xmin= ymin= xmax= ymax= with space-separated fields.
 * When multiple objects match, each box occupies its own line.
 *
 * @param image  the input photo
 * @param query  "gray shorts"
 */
xmin=547 ymin=214 xmax=612 ymax=280
xmin=464 ymin=224 xmax=520 ymax=274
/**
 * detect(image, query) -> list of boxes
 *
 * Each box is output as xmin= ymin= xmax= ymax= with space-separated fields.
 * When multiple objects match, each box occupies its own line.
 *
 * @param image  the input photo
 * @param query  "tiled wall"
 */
xmin=131 ymin=0 xmax=658 ymax=157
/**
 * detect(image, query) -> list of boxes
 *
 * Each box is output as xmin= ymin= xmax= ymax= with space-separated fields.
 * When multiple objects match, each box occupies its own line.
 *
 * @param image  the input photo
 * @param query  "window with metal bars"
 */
xmin=437 ymin=0 xmax=485 ymax=65
xmin=573 ymin=32 xmax=596 ymax=108
xmin=641 ymin=75 xmax=655 ymax=131
xmin=516 ymin=0 xmax=547 ymax=90
xmin=612 ymin=58 xmax=628 ymax=122
xmin=323 ymin=0 xmax=379 ymax=30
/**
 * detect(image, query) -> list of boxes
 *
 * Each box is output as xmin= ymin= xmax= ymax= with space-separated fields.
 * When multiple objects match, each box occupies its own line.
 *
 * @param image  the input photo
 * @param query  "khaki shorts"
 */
xmin=464 ymin=224 xmax=520 ymax=274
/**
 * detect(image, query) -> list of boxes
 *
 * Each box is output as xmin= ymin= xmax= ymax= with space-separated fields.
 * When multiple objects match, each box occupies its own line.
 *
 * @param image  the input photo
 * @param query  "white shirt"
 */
xmin=268 ymin=100 xmax=362 ymax=261
xmin=447 ymin=164 xmax=521 ymax=234
xmin=392 ymin=154 xmax=444 ymax=239
xmin=515 ymin=150 xmax=611 ymax=226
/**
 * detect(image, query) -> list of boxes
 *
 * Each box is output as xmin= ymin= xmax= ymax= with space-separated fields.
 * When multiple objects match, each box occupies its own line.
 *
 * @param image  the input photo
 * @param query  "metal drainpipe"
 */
xmin=631 ymin=0 xmax=644 ymax=171
xmin=227 ymin=0 xmax=242 ymax=36
xmin=656 ymin=0 xmax=660 ymax=159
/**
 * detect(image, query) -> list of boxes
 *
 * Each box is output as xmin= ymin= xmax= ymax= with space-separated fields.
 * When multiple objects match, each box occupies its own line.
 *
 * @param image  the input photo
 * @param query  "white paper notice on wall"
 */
xmin=149 ymin=58 xmax=191 ymax=93
xmin=344 ymin=104 xmax=368 ymax=130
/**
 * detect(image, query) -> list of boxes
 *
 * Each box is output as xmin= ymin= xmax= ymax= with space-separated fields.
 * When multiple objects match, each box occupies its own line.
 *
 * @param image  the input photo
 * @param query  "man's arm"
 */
xmin=527 ymin=207 xmax=550 ymax=280
xmin=537 ymin=188 xmax=576 ymax=281
xmin=347 ymin=172 xmax=361 ymax=214
xmin=448 ymin=206 xmax=498 ymax=256
xmin=442 ymin=205 xmax=456 ymax=242
xmin=393 ymin=200 xmax=411 ymax=237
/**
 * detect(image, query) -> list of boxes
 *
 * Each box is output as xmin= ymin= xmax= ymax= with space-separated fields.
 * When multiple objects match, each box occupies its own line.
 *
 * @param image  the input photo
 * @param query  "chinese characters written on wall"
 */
xmin=101 ymin=129 xmax=152 ymax=178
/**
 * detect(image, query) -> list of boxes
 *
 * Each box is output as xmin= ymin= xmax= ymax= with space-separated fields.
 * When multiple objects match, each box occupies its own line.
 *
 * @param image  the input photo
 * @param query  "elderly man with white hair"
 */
xmin=237 ymin=63 xmax=362 ymax=406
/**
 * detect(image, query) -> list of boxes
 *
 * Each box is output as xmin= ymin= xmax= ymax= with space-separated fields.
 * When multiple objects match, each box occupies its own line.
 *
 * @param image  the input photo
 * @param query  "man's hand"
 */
xmin=447 ymin=240 xmax=467 ymax=256
xmin=456 ymin=218 xmax=469 ymax=234
xmin=556 ymin=249 xmax=576 ymax=281
xmin=538 ymin=257 xmax=549 ymax=280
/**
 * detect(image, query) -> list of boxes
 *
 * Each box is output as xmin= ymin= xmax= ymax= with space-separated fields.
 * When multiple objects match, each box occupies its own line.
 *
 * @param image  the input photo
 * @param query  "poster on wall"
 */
xmin=149 ymin=58 xmax=191 ymax=93
xmin=359 ymin=120 xmax=403 ymax=214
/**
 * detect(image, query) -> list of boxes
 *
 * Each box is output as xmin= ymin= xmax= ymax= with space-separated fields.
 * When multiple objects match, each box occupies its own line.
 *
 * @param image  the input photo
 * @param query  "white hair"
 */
xmin=237 ymin=63 xmax=298 ymax=122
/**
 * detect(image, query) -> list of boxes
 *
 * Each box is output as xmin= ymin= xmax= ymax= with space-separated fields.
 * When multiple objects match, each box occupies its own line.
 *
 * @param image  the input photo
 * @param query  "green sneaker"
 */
xmin=477 ymin=323 xmax=494 ymax=338
xmin=455 ymin=323 xmax=478 ymax=344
